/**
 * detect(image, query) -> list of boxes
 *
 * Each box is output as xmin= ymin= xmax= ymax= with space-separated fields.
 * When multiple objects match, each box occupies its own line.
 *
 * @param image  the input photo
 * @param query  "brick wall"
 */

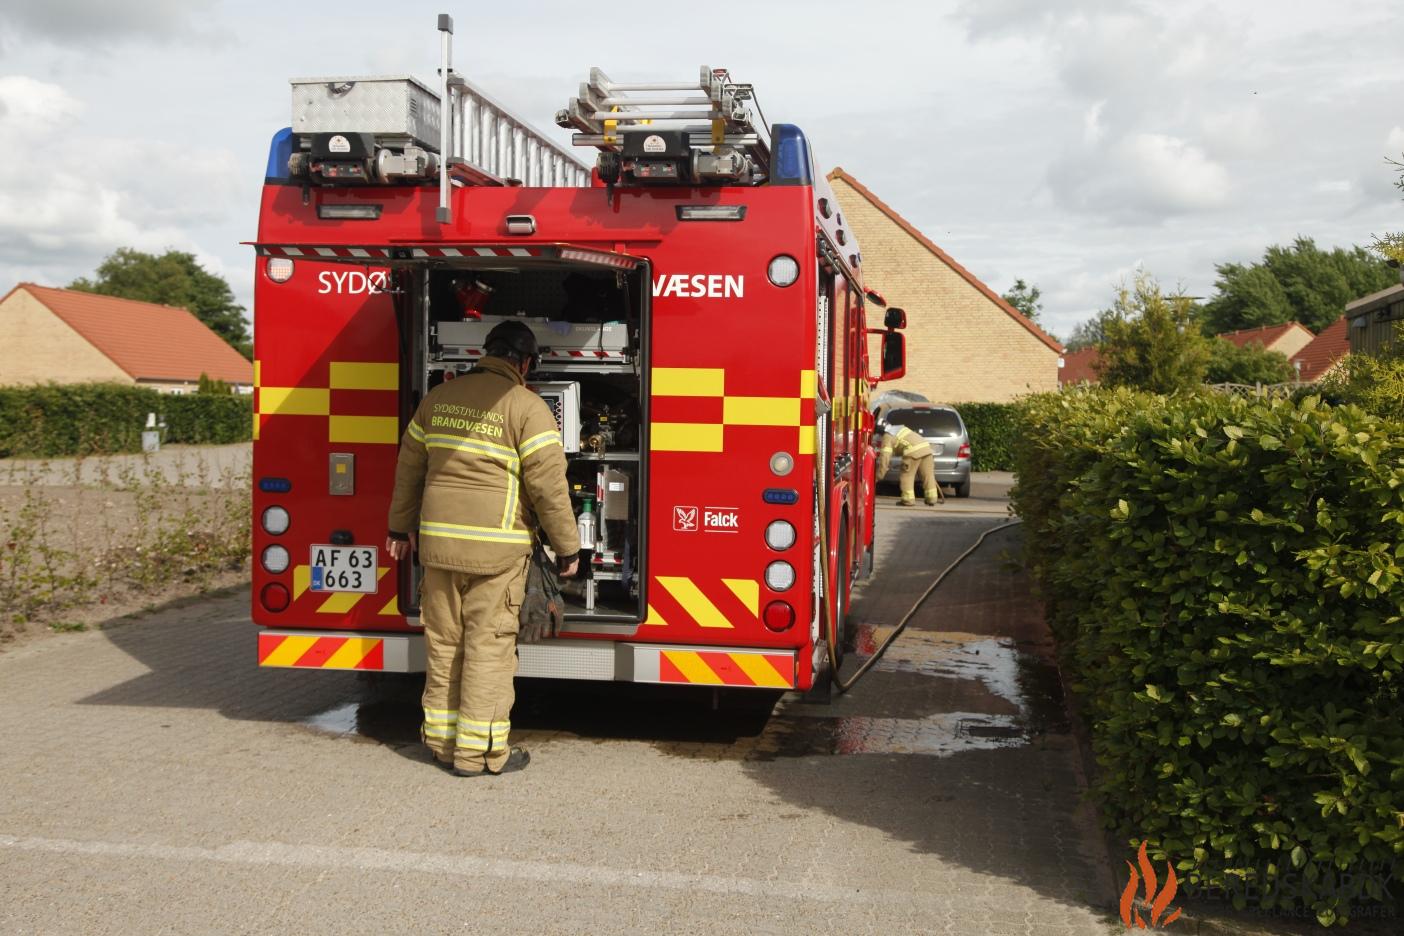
xmin=831 ymin=176 xmax=1060 ymax=403
xmin=0 ymin=289 xmax=133 ymax=386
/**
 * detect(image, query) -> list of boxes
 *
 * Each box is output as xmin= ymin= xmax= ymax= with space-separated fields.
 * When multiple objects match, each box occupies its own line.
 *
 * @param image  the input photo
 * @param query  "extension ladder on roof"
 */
xmin=434 ymin=15 xmax=591 ymax=221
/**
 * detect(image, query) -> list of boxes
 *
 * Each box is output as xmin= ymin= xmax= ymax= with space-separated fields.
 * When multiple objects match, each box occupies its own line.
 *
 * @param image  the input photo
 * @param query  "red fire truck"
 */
xmin=250 ymin=16 xmax=907 ymax=693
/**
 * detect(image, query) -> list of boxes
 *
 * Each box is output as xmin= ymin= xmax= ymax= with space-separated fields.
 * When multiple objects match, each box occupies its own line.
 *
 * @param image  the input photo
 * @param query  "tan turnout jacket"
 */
xmin=388 ymin=356 xmax=578 ymax=574
xmin=876 ymin=425 xmax=933 ymax=477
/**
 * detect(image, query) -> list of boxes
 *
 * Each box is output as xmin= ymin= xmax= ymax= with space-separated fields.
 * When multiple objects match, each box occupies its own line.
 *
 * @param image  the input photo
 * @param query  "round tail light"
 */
xmin=260 ymin=583 xmax=291 ymax=612
xmin=763 ymin=600 xmax=795 ymax=632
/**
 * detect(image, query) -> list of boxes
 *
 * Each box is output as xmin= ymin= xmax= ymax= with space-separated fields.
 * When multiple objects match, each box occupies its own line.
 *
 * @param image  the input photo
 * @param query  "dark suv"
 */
xmin=877 ymin=404 xmax=972 ymax=498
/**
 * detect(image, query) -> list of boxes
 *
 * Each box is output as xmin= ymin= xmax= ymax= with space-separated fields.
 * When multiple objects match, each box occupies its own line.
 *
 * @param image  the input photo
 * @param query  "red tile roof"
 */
xmin=1059 ymin=346 xmax=1101 ymax=385
xmin=1216 ymin=321 xmax=1313 ymax=351
xmin=1290 ymin=315 xmax=1349 ymax=382
xmin=826 ymin=169 xmax=1063 ymax=353
xmin=8 ymin=283 xmax=252 ymax=385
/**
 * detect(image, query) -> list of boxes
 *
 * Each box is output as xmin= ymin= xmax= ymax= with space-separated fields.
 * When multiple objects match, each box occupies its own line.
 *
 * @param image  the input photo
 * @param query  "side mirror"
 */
xmin=880 ymin=330 xmax=906 ymax=382
xmin=884 ymin=307 xmax=907 ymax=329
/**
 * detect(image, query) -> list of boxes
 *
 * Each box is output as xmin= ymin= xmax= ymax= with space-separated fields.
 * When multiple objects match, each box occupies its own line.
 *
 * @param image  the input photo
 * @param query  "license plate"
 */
xmin=929 ymin=442 xmax=944 ymax=455
xmin=309 ymin=545 xmax=379 ymax=593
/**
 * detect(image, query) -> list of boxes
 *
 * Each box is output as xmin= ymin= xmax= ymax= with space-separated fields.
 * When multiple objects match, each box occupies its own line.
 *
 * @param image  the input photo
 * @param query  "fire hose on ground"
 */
xmin=816 ymin=471 xmax=1024 ymax=694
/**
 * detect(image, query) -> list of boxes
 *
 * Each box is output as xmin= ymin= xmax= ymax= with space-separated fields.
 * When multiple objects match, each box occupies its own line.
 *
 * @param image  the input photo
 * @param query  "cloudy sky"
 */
xmin=1 ymin=0 xmax=1400 ymax=341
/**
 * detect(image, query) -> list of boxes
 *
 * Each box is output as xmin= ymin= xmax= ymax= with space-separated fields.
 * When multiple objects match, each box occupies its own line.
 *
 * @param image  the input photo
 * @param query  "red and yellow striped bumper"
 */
xmin=257 ymin=630 xmax=423 ymax=671
xmin=653 ymin=648 xmax=794 ymax=688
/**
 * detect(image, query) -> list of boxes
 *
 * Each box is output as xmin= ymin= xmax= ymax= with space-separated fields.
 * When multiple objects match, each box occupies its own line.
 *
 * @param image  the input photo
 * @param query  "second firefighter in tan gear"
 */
xmin=386 ymin=322 xmax=578 ymax=776
xmin=876 ymin=424 xmax=943 ymax=505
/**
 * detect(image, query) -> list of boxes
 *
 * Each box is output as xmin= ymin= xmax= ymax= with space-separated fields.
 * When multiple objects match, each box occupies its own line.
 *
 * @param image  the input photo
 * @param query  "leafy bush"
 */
xmin=1205 ymin=339 xmax=1296 ymax=385
xmin=1012 ymin=388 xmax=1404 ymax=926
xmin=955 ymin=402 xmax=1019 ymax=472
xmin=0 ymin=383 xmax=251 ymax=457
xmin=1317 ymin=323 xmax=1404 ymax=421
xmin=162 ymin=394 xmax=253 ymax=446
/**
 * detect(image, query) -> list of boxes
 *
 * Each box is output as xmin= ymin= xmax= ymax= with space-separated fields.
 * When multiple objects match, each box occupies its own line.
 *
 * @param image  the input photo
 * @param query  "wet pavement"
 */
xmin=0 ymin=510 xmax=1130 ymax=935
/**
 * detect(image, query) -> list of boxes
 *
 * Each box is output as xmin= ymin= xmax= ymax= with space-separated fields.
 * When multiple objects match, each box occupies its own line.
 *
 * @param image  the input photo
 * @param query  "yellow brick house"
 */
xmin=828 ymin=170 xmax=1061 ymax=402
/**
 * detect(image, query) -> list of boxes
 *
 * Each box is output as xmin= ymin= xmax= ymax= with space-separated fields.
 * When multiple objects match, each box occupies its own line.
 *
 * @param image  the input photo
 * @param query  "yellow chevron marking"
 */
xmin=642 ymin=604 xmax=667 ymax=626
xmin=330 ymin=361 xmax=398 ymax=391
xmin=261 ymin=635 xmax=318 ymax=668
xmin=378 ymin=594 xmax=401 ymax=616
xmin=650 ymin=423 xmax=724 ymax=453
xmin=800 ymin=369 xmax=816 ymax=400
xmin=721 ymin=578 xmax=760 ymax=615
xmin=323 ymin=637 xmax=381 ymax=670
xmin=723 ymin=396 xmax=800 ymax=427
xmin=652 ymin=367 xmax=725 ymax=397
xmin=254 ymin=360 xmax=261 ymax=388
xmin=799 ymin=426 xmax=816 ymax=456
xmin=329 ymin=415 xmax=399 ymax=444
xmin=260 ymin=387 xmax=329 ymax=416
xmin=662 ymin=650 xmax=723 ymax=684
xmin=731 ymin=653 xmax=792 ymax=688
xmin=657 ymin=576 xmax=733 ymax=629
xmin=293 ymin=565 xmax=311 ymax=601
xmin=316 ymin=567 xmax=390 ymax=613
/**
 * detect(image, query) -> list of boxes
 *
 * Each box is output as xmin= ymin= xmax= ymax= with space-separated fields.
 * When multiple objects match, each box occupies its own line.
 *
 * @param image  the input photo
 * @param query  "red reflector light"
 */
xmin=261 ymin=583 xmax=290 ymax=612
xmin=957 ymin=443 xmax=971 ymax=459
xmin=763 ymin=600 xmax=795 ymax=632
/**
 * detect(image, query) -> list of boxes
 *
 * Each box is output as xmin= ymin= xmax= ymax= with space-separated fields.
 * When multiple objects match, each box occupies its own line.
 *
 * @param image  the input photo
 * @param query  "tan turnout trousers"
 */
xmin=419 ymin=558 xmax=529 ymax=773
xmin=901 ymin=453 xmax=942 ymax=504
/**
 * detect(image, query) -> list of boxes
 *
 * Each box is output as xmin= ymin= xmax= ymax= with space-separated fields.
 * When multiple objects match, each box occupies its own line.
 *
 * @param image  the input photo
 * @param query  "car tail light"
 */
xmin=260 ymin=583 xmax=290 ymax=612
xmin=763 ymin=601 xmax=795 ymax=632
xmin=957 ymin=443 xmax=971 ymax=459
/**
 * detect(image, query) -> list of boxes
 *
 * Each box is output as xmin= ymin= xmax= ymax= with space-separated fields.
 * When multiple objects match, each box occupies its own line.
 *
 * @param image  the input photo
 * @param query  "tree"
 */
xmin=70 ymin=249 xmax=251 ymax=356
xmin=1371 ymin=156 xmax=1404 ymax=265
xmin=1064 ymin=308 xmax=1119 ymax=351
xmin=1002 ymin=278 xmax=1043 ymax=323
xmin=1095 ymin=273 xmax=1211 ymax=393
xmin=1204 ymin=339 xmax=1295 ymax=385
xmin=1199 ymin=237 xmax=1396 ymax=335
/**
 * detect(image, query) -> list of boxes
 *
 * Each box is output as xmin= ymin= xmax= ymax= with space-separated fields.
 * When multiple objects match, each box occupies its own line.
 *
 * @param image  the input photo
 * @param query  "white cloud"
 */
xmin=0 ymin=75 xmax=83 ymax=134
xmin=0 ymin=0 xmax=216 ymax=43
xmin=0 ymin=74 xmax=243 ymax=292
xmin=1388 ymin=126 xmax=1404 ymax=154
xmin=1050 ymin=133 xmax=1230 ymax=221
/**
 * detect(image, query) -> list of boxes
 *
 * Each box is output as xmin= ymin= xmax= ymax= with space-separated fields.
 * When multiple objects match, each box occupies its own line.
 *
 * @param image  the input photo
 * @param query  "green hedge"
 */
xmin=1011 ymin=388 xmax=1404 ymax=926
xmin=955 ymin=402 xmax=1019 ymax=472
xmin=0 ymin=383 xmax=251 ymax=457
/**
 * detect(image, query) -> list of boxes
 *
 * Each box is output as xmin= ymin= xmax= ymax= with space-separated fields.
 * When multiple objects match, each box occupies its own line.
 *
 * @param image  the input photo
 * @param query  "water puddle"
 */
xmin=296 ymin=623 xmax=1069 ymax=762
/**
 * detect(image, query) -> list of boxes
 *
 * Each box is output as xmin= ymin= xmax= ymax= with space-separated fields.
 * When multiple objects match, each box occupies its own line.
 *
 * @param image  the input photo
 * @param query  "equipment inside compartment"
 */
xmin=422 ymin=265 xmax=647 ymax=622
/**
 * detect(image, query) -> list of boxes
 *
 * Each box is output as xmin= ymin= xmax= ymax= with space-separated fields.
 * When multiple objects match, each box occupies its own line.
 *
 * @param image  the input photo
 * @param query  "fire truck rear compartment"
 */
xmin=416 ymin=263 xmax=649 ymax=623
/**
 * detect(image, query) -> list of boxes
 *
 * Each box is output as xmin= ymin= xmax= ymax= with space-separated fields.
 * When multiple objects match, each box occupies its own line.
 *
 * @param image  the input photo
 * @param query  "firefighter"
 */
xmin=874 ymin=420 xmax=943 ymax=506
xmin=385 ymin=321 xmax=579 ymax=776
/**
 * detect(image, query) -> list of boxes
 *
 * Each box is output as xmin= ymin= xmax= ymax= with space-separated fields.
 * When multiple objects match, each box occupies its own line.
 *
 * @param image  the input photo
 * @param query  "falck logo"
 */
xmin=673 ymin=506 xmax=698 ymax=532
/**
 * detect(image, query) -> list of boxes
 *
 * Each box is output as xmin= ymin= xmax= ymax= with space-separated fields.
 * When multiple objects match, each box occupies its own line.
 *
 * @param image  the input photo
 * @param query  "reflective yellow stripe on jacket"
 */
xmin=895 ymin=426 xmax=932 ymax=457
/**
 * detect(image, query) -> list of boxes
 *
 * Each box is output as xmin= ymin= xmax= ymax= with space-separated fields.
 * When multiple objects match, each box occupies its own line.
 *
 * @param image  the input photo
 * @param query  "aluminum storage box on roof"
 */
xmin=291 ymin=75 xmax=441 ymax=150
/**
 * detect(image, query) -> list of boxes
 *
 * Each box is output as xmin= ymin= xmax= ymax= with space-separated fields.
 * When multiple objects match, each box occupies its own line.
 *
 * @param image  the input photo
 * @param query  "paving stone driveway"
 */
xmin=0 ymin=511 xmax=1124 ymax=935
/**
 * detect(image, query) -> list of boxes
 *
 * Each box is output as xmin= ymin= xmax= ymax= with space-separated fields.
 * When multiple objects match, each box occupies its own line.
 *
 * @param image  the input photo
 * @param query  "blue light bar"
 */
xmin=763 ymin=488 xmax=799 ymax=505
xmin=259 ymin=477 xmax=293 ymax=493
xmin=265 ymin=127 xmax=294 ymax=183
xmin=770 ymin=124 xmax=813 ymax=187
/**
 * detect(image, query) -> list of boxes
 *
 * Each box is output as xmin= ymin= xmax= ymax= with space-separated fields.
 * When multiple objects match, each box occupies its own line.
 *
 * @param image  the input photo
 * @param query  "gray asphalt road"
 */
xmin=0 ymin=510 xmax=1124 ymax=935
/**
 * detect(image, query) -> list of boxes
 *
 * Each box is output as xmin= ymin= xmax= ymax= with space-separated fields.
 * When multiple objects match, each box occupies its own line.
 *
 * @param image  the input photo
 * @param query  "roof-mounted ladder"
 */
xmin=435 ymin=15 xmax=591 ymax=223
xmin=555 ymin=67 xmax=772 ymax=183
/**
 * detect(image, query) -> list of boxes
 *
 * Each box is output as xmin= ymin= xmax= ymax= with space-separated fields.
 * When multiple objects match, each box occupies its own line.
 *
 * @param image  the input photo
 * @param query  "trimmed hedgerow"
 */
xmin=954 ymin=402 xmax=1019 ymax=472
xmin=0 ymin=383 xmax=251 ymax=457
xmin=1012 ymin=387 xmax=1404 ymax=927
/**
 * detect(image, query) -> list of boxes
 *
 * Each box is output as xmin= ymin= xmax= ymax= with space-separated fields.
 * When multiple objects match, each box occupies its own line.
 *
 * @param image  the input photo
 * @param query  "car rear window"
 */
xmin=889 ymin=409 xmax=962 ymax=437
